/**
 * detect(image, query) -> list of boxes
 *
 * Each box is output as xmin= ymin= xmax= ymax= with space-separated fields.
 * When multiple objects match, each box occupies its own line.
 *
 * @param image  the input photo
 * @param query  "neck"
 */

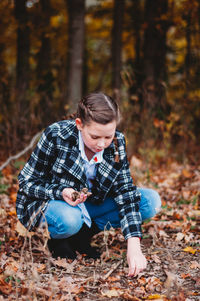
xmin=84 ymin=144 xmax=95 ymax=161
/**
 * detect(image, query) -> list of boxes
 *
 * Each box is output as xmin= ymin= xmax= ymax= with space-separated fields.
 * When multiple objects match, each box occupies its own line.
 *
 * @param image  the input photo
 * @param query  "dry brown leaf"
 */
xmin=101 ymin=288 xmax=122 ymax=298
xmin=151 ymin=254 xmax=161 ymax=264
xmin=164 ymin=270 xmax=177 ymax=289
xmin=175 ymin=232 xmax=185 ymax=241
xmin=182 ymin=169 xmax=192 ymax=178
xmin=0 ymin=277 xmax=13 ymax=295
xmin=190 ymin=261 xmax=200 ymax=269
xmin=123 ymin=292 xmax=141 ymax=301
xmin=15 ymin=220 xmax=34 ymax=238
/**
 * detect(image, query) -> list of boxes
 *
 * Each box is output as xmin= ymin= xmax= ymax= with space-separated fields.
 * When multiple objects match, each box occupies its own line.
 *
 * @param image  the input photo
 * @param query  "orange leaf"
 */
xmin=182 ymin=169 xmax=192 ymax=178
xmin=0 ymin=278 xmax=13 ymax=295
xmin=8 ymin=210 xmax=16 ymax=216
xmin=10 ymin=192 xmax=17 ymax=203
xmin=181 ymin=273 xmax=191 ymax=279
xmin=1 ymin=166 xmax=12 ymax=177
xmin=183 ymin=246 xmax=197 ymax=254
xmin=146 ymin=294 xmax=168 ymax=300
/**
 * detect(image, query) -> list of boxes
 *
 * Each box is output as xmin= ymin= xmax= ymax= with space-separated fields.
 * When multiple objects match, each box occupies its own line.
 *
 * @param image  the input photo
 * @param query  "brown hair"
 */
xmin=76 ymin=92 xmax=120 ymax=125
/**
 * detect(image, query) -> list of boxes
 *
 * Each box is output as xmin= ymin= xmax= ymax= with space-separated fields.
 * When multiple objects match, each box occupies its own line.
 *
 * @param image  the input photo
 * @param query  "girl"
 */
xmin=16 ymin=92 xmax=161 ymax=277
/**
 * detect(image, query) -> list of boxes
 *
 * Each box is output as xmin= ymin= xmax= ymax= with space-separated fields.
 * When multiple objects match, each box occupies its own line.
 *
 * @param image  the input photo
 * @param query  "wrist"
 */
xmin=127 ymin=237 xmax=141 ymax=251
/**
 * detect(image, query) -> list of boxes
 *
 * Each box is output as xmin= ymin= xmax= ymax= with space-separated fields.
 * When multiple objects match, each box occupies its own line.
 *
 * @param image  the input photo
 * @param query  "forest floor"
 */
xmin=0 ymin=157 xmax=199 ymax=301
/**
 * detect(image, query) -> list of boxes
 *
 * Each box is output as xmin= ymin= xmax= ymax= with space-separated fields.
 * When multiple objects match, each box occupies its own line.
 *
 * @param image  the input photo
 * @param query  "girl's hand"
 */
xmin=62 ymin=188 xmax=87 ymax=206
xmin=127 ymin=237 xmax=147 ymax=277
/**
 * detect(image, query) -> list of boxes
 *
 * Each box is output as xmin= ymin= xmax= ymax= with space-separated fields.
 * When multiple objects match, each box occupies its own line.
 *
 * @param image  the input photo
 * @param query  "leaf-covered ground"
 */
xmin=0 ymin=159 xmax=199 ymax=301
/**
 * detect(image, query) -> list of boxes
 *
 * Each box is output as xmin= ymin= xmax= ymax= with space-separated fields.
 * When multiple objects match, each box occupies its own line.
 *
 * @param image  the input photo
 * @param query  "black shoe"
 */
xmin=47 ymin=238 xmax=77 ymax=259
xmin=67 ymin=222 xmax=101 ymax=259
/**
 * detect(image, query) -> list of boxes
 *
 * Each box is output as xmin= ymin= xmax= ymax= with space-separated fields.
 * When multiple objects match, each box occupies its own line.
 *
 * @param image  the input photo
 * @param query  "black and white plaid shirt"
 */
xmin=16 ymin=120 xmax=142 ymax=239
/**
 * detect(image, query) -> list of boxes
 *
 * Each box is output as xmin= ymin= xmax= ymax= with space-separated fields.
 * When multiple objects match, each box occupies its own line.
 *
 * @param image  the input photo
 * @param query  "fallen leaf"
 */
xmin=164 ymin=271 xmax=177 ymax=289
xmin=151 ymin=254 xmax=161 ymax=264
xmin=8 ymin=210 xmax=16 ymax=216
xmin=188 ymin=210 xmax=200 ymax=217
xmin=182 ymin=169 xmax=192 ymax=178
xmin=146 ymin=294 xmax=168 ymax=300
xmin=101 ymin=289 xmax=122 ymax=298
xmin=190 ymin=261 xmax=200 ymax=269
xmin=123 ymin=292 xmax=141 ymax=300
xmin=181 ymin=273 xmax=191 ymax=279
xmin=0 ymin=278 xmax=13 ymax=295
xmin=182 ymin=190 xmax=190 ymax=199
xmin=37 ymin=264 xmax=46 ymax=272
xmin=176 ymin=232 xmax=185 ymax=241
xmin=15 ymin=221 xmax=34 ymax=238
xmin=130 ymin=156 xmax=142 ymax=168
xmin=183 ymin=246 xmax=197 ymax=254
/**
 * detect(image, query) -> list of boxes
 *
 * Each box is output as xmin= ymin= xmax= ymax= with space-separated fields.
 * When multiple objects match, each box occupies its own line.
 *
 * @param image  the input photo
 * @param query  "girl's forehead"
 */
xmin=85 ymin=120 xmax=116 ymax=134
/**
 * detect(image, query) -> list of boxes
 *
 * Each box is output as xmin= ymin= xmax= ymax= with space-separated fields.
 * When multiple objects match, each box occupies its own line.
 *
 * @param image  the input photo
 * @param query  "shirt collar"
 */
xmin=78 ymin=131 xmax=104 ymax=164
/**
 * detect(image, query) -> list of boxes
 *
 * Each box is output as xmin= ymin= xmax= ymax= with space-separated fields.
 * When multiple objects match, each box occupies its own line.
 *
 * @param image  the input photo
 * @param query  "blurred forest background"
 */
xmin=0 ymin=0 xmax=200 ymax=164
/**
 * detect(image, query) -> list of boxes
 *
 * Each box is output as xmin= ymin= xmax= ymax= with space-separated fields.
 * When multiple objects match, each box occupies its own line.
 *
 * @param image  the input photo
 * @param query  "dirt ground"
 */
xmin=0 ymin=159 xmax=199 ymax=300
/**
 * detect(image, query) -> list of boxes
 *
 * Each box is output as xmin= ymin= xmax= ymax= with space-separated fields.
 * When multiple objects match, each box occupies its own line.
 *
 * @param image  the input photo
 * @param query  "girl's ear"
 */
xmin=75 ymin=118 xmax=84 ymax=131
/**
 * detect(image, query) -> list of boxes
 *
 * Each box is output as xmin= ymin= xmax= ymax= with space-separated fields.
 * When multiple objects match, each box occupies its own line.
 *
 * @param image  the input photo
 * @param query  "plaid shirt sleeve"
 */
xmin=113 ymin=135 xmax=142 ymax=240
xmin=18 ymin=126 xmax=66 ymax=201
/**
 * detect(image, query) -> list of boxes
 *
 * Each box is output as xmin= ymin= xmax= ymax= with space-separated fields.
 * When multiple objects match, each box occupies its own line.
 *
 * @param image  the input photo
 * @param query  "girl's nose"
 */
xmin=97 ymin=140 xmax=105 ymax=148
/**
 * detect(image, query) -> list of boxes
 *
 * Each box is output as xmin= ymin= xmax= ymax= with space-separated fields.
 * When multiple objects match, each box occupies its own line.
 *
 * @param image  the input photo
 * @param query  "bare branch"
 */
xmin=102 ymin=259 xmax=123 ymax=280
xmin=0 ymin=131 xmax=42 ymax=171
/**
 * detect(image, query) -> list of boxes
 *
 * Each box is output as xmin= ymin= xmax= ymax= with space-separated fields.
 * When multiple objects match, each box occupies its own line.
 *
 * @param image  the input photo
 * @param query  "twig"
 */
xmin=0 ymin=131 xmax=42 ymax=171
xmin=102 ymin=259 xmax=123 ymax=281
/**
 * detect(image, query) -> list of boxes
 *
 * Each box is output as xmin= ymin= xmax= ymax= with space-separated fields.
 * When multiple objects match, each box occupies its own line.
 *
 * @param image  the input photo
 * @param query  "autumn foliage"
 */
xmin=0 ymin=1 xmax=200 ymax=299
xmin=0 ymin=159 xmax=199 ymax=300
xmin=0 ymin=0 xmax=199 ymax=161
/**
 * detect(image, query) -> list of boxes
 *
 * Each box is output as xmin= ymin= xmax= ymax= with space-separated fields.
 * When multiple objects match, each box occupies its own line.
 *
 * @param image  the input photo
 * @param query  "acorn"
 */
xmin=72 ymin=187 xmax=92 ymax=201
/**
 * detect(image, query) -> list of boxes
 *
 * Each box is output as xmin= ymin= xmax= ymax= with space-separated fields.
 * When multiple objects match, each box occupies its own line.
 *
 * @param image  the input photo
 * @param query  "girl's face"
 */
xmin=76 ymin=118 xmax=117 ymax=154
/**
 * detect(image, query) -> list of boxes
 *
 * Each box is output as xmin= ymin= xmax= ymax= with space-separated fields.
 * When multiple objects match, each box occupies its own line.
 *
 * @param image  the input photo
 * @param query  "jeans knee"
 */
xmin=57 ymin=213 xmax=83 ymax=238
xmin=152 ymin=190 xmax=161 ymax=213
xmin=45 ymin=202 xmax=84 ymax=239
xmin=139 ymin=188 xmax=162 ymax=220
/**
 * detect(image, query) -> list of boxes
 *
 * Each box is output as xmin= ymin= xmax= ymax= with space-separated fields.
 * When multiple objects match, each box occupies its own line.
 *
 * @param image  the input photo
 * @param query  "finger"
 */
xmin=64 ymin=199 xmax=76 ymax=206
xmin=80 ymin=193 xmax=85 ymax=202
xmin=135 ymin=266 xmax=142 ymax=276
xmin=63 ymin=195 xmax=78 ymax=206
xmin=79 ymin=193 xmax=87 ymax=203
xmin=128 ymin=265 xmax=136 ymax=277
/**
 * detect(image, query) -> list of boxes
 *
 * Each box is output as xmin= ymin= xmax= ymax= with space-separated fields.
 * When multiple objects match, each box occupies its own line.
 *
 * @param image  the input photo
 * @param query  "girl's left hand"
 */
xmin=127 ymin=237 xmax=147 ymax=277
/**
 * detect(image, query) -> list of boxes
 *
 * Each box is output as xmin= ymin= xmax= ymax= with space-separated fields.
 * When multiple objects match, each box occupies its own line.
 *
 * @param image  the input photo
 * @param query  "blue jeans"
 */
xmin=42 ymin=188 xmax=161 ymax=239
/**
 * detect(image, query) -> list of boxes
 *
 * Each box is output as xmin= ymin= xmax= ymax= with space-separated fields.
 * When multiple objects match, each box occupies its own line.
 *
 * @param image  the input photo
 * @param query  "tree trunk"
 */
xmin=111 ymin=0 xmax=124 ymax=102
xmin=140 ymin=0 xmax=169 ymax=110
xmin=143 ymin=0 xmax=168 ymax=82
xmin=129 ymin=0 xmax=143 ymax=96
xmin=37 ymin=0 xmax=54 ymax=125
xmin=14 ymin=0 xmax=30 ymax=97
xmin=185 ymin=9 xmax=192 ymax=84
xmin=66 ymin=0 xmax=85 ymax=113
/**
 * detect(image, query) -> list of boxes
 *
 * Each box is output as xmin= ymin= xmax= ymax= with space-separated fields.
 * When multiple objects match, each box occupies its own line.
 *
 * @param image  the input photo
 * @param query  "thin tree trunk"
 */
xmin=37 ymin=0 xmax=54 ymax=125
xmin=185 ymin=9 xmax=192 ymax=83
xmin=143 ymin=0 xmax=168 ymax=81
xmin=129 ymin=0 xmax=143 ymax=95
xmin=14 ymin=0 xmax=30 ymax=96
xmin=14 ymin=0 xmax=30 ymax=145
xmin=111 ymin=0 xmax=124 ymax=102
xmin=141 ymin=0 xmax=169 ymax=109
xmin=66 ymin=0 xmax=85 ymax=113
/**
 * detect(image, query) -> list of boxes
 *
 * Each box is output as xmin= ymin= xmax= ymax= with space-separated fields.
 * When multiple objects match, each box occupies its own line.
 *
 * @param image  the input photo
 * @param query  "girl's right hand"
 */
xmin=62 ymin=188 xmax=87 ymax=206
